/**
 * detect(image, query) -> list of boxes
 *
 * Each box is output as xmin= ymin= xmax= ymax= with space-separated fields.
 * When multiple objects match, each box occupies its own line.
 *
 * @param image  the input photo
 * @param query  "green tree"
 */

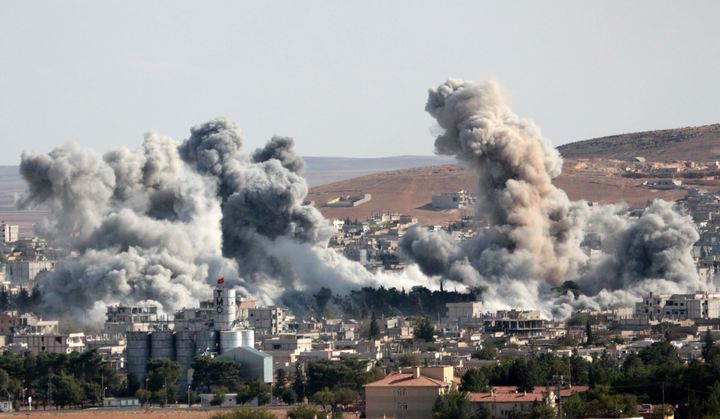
xmin=135 ymin=388 xmax=151 ymax=406
xmin=432 ymin=390 xmax=474 ymax=419
xmin=191 ymin=356 xmax=243 ymax=393
xmin=414 ymin=317 xmax=435 ymax=342
xmin=188 ymin=389 xmax=198 ymax=407
xmin=311 ymin=387 xmax=335 ymax=412
xmin=473 ymin=342 xmax=498 ymax=360
xmin=292 ymin=363 xmax=306 ymax=401
xmin=703 ymin=329 xmax=715 ymax=362
xmin=333 ymin=387 xmax=357 ymax=407
xmin=212 ymin=386 xmax=229 ymax=406
xmin=0 ymin=289 xmax=8 ymax=312
xmin=705 ymin=381 xmax=720 ymax=413
xmin=314 ymin=287 xmax=332 ymax=317
xmin=281 ymin=388 xmax=298 ymax=404
xmin=638 ymin=341 xmax=679 ymax=366
xmin=52 ymin=373 xmax=84 ymax=408
xmin=236 ymin=383 xmax=253 ymax=405
xmin=369 ymin=311 xmax=380 ymax=340
xmin=273 ymin=368 xmax=288 ymax=399
xmin=15 ymin=288 xmax=30 ymax=312
xmin=251 ymin=379 xmax=271 ymax=406
xmin=652 ymin=322 xmax=677 ymax=340
xmin=510 ymin=359 xmax=536 ymax=393
xmin=585 ymin=317 xmax=594 ymax=346
xmin=583 ymin=385 xmax=637 ymax=417
xmin=398 ymin=353 xmax=421 ymax=367
xmin=460 ymin=368 xmax=489 ymax=392
xmin=529 ymin=401 xmax=556 ymax=419
xmin=563 ymin=393 xmax=585 ymax=418
xmin=146 ymin=358 xmax=181 ymax=402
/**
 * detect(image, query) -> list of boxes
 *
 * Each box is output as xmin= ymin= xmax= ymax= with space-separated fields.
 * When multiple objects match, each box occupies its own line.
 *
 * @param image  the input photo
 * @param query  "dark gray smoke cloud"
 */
xmin=19 ymin=120 xmax=426 ymax=325
xmin=18 ymin=79 xmax=702 ymax=324
xmin=252 ymin=136 xmax=305 ymax=174
xmin=401 ymin=79 xmax=703 ymax=316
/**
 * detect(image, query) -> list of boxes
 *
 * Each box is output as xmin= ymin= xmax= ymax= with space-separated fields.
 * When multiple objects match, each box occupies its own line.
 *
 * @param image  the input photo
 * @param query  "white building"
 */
xmin=5 ymin=260 xmax=55 ymax=287
xmin=431 ymin=190 xmax=476 ymax=210
xmin=637 ymin=292 xmax=720 ymax=321
xmin=0 ymin=222 xmax=19 ymax=245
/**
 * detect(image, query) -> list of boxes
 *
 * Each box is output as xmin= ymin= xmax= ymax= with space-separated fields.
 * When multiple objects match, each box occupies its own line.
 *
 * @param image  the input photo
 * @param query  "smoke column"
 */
xmin=401 ymin=79 xmax=703 ymax=316
xmin=18 ymin=120 xmax=432 ymax=325
xmin=17 ymin=79 xmax=703 ymax=324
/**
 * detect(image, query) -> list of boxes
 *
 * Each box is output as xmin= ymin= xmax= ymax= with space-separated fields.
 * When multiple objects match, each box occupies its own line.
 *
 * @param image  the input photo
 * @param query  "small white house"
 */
xmin=103 ymin=397 xmax=140 ymax=408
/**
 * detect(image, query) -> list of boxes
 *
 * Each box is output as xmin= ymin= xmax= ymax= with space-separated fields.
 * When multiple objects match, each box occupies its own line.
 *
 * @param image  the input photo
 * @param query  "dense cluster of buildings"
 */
xmin=1 ymin=186 xmax=720 ymax=416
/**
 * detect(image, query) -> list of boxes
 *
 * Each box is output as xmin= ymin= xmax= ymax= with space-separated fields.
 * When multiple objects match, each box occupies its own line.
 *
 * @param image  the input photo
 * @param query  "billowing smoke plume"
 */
xmin=18 ymin=119 xmax=430 ymax=325
xmin=18 ymin=79 xmax=704 ymax=324
xmin=401 ymin=79 xmax=703 ymax=316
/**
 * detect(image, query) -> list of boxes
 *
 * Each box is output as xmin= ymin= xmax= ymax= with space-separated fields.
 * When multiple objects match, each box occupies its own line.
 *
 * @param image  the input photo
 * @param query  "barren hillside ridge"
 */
xmin=558 ymin=124 xmax=720 ymax=161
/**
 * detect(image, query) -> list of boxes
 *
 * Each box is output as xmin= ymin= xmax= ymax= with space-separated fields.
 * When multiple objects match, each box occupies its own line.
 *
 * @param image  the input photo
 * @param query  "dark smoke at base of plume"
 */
xmin=401 ymin=79 xmax=703 ymax=317
xmin=17 ymin=119 xmax=430 ymax=326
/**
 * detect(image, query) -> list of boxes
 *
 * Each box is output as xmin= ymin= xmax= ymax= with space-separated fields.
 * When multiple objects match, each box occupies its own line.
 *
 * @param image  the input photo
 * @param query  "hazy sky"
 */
xmin=1 ymin=1 xmax=719 ymax=165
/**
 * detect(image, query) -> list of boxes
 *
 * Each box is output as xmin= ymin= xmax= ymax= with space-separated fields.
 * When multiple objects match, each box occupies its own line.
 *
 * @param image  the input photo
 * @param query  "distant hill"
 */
xmin=558 ymin=124 xmax=720 ymax=162
xmin=303 ymin=155 xmax=454 ymax=186
xmin=307 ymin=160 xmax=700 ymax=224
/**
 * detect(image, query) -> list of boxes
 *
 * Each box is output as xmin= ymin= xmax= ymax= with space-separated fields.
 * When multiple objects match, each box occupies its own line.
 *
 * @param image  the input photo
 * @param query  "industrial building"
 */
xmin=126 ymin=284 xmax=273 ymax=394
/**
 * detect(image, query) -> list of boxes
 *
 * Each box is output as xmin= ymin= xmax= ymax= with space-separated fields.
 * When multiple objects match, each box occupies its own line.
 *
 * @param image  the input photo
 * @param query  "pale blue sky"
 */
xmin=1 ymin=1 xmax=719 ymax=164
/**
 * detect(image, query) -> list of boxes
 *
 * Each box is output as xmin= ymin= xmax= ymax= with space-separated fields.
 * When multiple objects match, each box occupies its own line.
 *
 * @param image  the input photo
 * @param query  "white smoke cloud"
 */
xmin=401 ymin=79 xmax=704 ymax=318
xmin=17 ymin=79 xmax=704 ymax=325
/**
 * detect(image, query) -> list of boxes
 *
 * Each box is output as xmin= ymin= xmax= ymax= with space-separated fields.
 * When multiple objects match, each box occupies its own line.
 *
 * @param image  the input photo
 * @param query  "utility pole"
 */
xmin=47 ymin=371 xmax=53 ymax=408
xmin=661 ymin=382 xmax=664 ymax=411
xmin=557 ymin=378 xmax=562 ymax=419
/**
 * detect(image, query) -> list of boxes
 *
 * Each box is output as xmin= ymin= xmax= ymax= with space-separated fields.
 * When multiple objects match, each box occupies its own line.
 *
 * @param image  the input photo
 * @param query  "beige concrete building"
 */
xmin=446 ymin=301 xmax=483 ymax=323
xmin=247 ymin=306 xmax=291 ymax=335
xmin=0 ymin=311 xmax=59 ymax=336
xmin=11 ymin=332 xmax=85 ymax=354
xmin=364 ymin=366 xmax=454 ymax=419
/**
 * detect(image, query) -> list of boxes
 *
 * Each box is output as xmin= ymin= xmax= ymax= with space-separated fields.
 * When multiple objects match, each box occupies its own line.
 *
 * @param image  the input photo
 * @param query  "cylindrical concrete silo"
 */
xmin=150 ymin=330 xmax=176 ymax=360
xmin=213 ymin=287 xmax=236 ymax=331
xmin=126 ymin=331 xmax=151 ymax=381
xmin=220 ymin=330 xmax=242 ymax=354
xmin=240 ymin=329 xmax=255 ymax=348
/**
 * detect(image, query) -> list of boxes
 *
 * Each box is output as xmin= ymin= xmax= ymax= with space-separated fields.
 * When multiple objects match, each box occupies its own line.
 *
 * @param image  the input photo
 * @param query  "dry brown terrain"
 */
xmin=0 ymin=407 xmax=358 ymax=418
xmin=558 ymin=124 xmax=720 ymax=162
xmin=308 ymin=158 xmax=717 ymax=225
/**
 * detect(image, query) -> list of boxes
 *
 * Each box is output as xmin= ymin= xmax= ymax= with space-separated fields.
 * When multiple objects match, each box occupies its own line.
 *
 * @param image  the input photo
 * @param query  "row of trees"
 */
xmin=279 ymin=356 xmax=385 ymax=414
xmin=185 ymin=354 xmax=383 ymax=413
xmin=443 ymin=338 xmax=720 ymax=417
xmin=0 ymin=286 xmax=42 ymax=314
xmin=0 ymin=350 xmax=121 ymax=408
